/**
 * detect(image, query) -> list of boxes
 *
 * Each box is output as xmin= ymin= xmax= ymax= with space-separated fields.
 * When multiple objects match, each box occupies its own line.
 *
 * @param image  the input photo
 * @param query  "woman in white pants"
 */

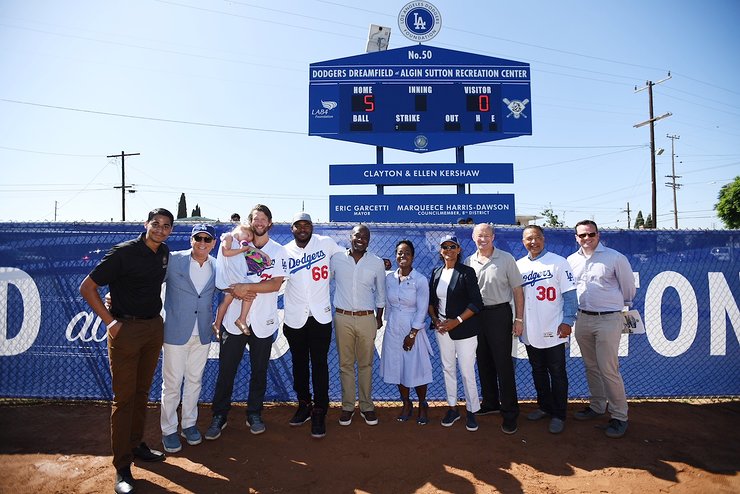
xmin=428 ymin=235 xmax=484 ymax=432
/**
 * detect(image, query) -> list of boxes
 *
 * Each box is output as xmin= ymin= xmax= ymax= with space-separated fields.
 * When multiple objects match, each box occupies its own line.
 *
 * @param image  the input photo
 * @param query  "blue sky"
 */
xmin=1 ymin=0 xmax=738 ymax=228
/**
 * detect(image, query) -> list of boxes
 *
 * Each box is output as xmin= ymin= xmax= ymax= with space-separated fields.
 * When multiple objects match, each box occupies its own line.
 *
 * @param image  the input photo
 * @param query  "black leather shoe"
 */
xmin=132 ymin=442 xmax=166 ymax=462
xmin=114 ymin=466 xmax=136 ymax=494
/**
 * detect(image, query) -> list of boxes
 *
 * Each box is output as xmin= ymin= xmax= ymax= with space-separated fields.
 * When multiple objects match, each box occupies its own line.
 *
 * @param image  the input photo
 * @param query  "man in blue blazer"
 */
xmin=160 ymin=224 xmax=218 ymax=454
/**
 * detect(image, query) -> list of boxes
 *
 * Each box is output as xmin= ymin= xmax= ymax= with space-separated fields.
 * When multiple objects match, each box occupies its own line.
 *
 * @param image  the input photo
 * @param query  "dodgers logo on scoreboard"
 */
xmin=398 ymin=1 xmax=442 ymax=42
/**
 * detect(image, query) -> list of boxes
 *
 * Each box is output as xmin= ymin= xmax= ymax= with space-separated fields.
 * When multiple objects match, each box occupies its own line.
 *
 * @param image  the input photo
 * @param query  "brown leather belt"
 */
xmin=335 ymin=308 xmax=374 ymax=317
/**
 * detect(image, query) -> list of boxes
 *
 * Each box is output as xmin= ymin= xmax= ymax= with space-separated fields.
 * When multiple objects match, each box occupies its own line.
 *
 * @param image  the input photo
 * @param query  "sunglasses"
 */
xmin=441 ymin=244 xmax=459 ymax=250
xmin=577 ymin=232 xmax=597 ymax=239
xmin=193 ymin=235 xmax=213 ymax=243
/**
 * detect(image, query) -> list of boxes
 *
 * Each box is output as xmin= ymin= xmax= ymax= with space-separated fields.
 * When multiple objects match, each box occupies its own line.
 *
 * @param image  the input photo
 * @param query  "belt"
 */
xmin=335 ymin=308 xmax=374 ymax=317
xmin=579 ymin=309 xmax=619 ymax=316
xmin=113 ymin=313 xmax=159 ymax=320
xmin=482 ymin=302 xmax=509 ymax=310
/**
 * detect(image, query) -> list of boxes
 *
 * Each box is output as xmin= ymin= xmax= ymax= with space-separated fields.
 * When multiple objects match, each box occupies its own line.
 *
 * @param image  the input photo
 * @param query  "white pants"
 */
xmin=160 ymin=334 xmax=210 ymax=435
xmin=436 ymin=332 xmax=480 ymax=412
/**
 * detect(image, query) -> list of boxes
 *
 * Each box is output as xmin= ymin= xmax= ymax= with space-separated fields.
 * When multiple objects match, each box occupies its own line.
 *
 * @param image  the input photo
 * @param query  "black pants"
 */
xmin=477 ymin=305 xmax=519 ymax=422
xmin=284 ymin=317 xmax=333 ymax=411
xmin=211 ymin=329 xmax=274 ymax=418
xmin=525 ymin=342 xmax=568 ymax=420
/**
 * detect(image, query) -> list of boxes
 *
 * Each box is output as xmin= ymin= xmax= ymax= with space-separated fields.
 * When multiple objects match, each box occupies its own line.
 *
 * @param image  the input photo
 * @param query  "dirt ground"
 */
xmin=0 ymin=400 xmax=738 ymax=494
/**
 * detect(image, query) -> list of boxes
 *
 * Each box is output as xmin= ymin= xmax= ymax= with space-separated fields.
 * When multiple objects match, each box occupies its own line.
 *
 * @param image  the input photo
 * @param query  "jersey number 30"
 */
xmin=536 ymin=286 xmax=557 ymax=301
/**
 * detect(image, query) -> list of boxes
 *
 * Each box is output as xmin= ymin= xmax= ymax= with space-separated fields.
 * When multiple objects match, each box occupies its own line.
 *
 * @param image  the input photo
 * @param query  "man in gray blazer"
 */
xmin=160 ymin=224 xmax=218 ymax=453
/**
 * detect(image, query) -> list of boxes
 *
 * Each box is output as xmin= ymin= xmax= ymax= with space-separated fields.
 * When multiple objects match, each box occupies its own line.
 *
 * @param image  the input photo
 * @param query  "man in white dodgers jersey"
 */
xmin=282 ymin=212 xmax=344 ymax=438
xmin=516 ymin=225 xmax=577 ymax=434
xmin=205 ymin=204 xmax=289 ymax=439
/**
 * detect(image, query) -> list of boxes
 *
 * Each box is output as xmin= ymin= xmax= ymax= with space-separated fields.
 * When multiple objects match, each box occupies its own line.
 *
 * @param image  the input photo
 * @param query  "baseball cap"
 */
xmin=292 ymin=212 xmax=312 ymax=225
xmin=439 ymin=234 xmax=459 ymax=246
xmin=191 ymin=223 xmax=216 ymax=238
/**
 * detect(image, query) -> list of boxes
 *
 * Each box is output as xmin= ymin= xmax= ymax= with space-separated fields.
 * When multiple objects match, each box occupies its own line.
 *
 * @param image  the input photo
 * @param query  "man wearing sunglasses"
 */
xmin=159 ymin=224 xmax=218 ymax=455
xmin=567 ymin=220 xmax=636 ymax=439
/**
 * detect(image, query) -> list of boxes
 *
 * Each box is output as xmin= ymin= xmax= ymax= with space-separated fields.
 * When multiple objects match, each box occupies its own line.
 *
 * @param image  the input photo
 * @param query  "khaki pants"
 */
xmin=574 ymin=312 xmax=628 ymax=421
xmin=334 ymin=312 xmax=377 ymax=412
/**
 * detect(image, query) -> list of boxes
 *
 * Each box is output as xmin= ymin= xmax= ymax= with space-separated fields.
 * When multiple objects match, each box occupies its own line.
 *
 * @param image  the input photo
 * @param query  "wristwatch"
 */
xmin=457 ymin=316 xmax=464 ymax=324
xmin=408 ymin=331 xmax=416 ymax=339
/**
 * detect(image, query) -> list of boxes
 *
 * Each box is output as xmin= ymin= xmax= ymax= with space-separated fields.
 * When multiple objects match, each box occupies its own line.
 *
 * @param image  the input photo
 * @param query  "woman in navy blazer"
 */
xmin=428 ymin=235 xmax=484 ymax=431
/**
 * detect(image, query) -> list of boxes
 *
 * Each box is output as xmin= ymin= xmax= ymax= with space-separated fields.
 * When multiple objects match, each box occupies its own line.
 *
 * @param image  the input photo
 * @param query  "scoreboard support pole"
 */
xmin=376 ymin=146 xmax=384 ymax=195
xmin=456 ymin=146 xmax=466 ymax=195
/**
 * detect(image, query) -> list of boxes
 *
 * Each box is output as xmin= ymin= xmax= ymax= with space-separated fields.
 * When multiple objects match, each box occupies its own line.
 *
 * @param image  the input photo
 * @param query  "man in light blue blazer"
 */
xmin=160 ymin=224 xmax=218 ymax=454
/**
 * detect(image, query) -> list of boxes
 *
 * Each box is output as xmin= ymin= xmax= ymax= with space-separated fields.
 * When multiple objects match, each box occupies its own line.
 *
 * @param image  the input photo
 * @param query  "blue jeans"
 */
xmin=211 ymin=329 xmax=274 ymax=418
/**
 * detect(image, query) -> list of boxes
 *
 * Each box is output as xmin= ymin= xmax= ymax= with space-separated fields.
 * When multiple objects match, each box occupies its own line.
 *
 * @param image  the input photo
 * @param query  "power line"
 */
xmin=0 ymin=98 xmax=305 ymax=135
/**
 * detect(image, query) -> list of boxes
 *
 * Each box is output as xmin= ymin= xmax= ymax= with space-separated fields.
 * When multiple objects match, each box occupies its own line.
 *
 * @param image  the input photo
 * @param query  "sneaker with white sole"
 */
xmin=248 ymin=413 xmax=266 ymax=435
xmin=289 ymin=400 xmax=313 ymax=427
xmin=310 ymin=408 xmax=326 ymax=438
xmin=441 ymin=408 xmax=461 ymax=427
xmin=162 ymin=432 xmax=182 ymax=453
xmin=205 ymin=415 xmax=227 ymax=441
xmin=360 ymin=410 xmax=379 ymax=425
xmin=180 ymin=426 xmax=202 ymax=446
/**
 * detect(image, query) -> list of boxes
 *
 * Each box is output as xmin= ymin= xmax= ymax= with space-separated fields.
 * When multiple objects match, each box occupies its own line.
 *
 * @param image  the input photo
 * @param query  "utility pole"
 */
xmin=623 ymin=202 xmax=631 ymax=229
xmin=107 ymin=151 xmax=139 ymax=221
xmin=665 ymin=134 xmax=681 ymax=229
xmin=634 ymin=72 xmax=672 ymax=229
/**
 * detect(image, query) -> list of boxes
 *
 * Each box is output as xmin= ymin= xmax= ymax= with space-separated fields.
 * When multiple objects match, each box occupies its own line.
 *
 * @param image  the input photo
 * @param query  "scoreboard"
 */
xmin=309 ymin=45 xmax=531 ymax=153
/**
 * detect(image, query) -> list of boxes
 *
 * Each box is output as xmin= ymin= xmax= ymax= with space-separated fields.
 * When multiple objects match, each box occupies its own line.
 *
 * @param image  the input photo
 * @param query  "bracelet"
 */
xmin=107 ymin=319 xmax=119 ymax=327
xmin=514 ymin=318 xmax=523 ymax=323
xmin=457 ymin=316 xmax=464 ymax=324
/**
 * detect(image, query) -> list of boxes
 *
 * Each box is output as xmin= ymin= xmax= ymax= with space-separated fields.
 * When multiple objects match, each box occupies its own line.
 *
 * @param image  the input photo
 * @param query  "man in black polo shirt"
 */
xmin=80 ymin=208 xmax=174 ymax=494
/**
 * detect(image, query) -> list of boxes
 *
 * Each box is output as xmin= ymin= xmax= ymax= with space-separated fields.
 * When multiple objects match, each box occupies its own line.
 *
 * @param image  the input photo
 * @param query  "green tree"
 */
xmin=541 ymin=207 xmax=565 ymax=227
xmin=634 ymin=210 xmax=645 ymax=229
xmin=645 ymin=213 xmax=654 ymax=229
xmin=177 ymin=193 xmax=187 ymax=219
xmin=191 ymin=204 xmax=201 ymax=217
xmin=715 ymin=176 xmax=740 ymax=228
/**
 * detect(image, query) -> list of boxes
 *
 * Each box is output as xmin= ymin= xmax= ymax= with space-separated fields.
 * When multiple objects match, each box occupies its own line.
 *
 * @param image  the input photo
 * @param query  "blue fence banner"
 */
xmin=330 ymin=194 xmax=516 ymax=224
xmin=329 ymin=163 xmax=514 ymax=185
xmin=0 ymin=222 xmax=738 ymax=402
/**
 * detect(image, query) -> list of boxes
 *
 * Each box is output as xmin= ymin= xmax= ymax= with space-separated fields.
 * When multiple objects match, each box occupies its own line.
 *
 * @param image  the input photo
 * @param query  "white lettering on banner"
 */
xmin=709 ymin=272 xmax=740 ymax=356
xmin=363 ymin=169 xmax=403 ymax=178
xmin=66 ymin=311 xmax=107 ymax=343
xmin=645 ymin=271 xmax=699 ymax=357
xmin=0 ymin=268 xmax=41 ymax=356
xmin=62 ymin=306 xmax=290 ymax=360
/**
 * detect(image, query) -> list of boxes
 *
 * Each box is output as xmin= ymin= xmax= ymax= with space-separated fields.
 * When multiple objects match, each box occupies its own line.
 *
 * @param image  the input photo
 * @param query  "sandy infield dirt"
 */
xmin=0 ymin=400 xmax=738 ymax=493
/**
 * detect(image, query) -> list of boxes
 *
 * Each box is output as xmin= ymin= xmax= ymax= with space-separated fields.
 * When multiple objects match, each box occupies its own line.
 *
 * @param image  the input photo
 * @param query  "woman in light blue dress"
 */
xmin=380 ymin=240 xmax=433 ymax=425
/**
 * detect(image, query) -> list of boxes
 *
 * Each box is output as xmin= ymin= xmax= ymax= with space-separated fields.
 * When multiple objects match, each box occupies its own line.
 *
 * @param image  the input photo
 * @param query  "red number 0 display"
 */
xmin=312 ymin=265 xmax=329 ymax=281
xmin=536 ymin=286 xmax=557 ymax=301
